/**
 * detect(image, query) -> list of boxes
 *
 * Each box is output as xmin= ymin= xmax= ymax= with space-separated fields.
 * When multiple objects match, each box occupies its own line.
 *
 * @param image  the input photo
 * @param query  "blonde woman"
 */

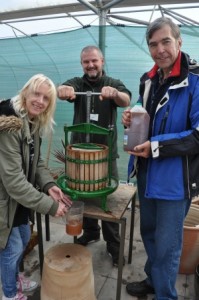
xmin=0 ymin=74 xmax=71 ymax=300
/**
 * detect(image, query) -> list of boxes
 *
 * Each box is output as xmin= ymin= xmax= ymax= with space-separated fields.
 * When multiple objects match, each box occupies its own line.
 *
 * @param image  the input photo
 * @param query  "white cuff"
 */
xmin=151 ymin=141 xmax=160 ymax=158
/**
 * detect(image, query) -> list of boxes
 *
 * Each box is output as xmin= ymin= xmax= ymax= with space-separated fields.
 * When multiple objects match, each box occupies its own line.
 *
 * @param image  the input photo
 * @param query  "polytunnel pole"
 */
xmin=98 ymin=8 xmax=107 ymax=57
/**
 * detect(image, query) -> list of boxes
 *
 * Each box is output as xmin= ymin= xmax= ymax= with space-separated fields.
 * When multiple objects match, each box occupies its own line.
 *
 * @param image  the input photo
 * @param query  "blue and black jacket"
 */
xmin=128 ymin=51 xmax=199 ymax=200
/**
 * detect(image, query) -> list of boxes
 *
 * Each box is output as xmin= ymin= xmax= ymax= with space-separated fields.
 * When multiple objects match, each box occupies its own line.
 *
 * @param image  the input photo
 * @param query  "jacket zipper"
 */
xmin=7 ymin=197 xmax=10 ymax=228
xmin=159 ymin=105 xmax=170 ymax=134
xmin=186 ymin=155 xmax=191 ymax=199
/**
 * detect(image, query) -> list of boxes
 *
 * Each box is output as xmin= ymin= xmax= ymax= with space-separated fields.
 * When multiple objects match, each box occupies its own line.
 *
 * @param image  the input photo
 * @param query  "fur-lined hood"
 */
xmin=0 ymin=115 xmax=23 ymax=133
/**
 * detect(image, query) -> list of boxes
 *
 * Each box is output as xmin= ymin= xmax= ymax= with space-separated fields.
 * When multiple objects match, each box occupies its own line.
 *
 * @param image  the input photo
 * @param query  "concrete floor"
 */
xmin=0 ymin=205 xmax=196 ymax=300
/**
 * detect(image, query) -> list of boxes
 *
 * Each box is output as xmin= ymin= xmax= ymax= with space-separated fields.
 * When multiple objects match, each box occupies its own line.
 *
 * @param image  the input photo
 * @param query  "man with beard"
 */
xmin=57 ymin=45 xmax=131 ymax=267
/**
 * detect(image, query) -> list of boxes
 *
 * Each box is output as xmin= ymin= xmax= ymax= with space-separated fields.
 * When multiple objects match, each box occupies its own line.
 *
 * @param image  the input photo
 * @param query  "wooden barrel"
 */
xmin=66 ymin=144 xmax=109 ymax=191
xmin=41 ymin=243 xmax=96 ymax=300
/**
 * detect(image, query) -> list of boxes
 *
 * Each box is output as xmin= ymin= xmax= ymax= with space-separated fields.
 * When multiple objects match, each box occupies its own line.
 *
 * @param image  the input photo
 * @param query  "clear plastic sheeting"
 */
xmin=0 ymin=0 xmax=79 ymax=13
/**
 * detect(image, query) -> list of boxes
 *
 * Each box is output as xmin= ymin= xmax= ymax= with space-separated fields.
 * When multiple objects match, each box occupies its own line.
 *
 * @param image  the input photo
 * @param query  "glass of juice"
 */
xmin=65 ymin=201 xmax=84 ymax=236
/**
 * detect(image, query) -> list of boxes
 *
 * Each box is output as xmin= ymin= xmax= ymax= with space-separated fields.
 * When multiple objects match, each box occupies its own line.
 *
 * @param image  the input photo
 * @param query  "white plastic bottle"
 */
xmin=123 ymin=103 xmax=150 ymax=151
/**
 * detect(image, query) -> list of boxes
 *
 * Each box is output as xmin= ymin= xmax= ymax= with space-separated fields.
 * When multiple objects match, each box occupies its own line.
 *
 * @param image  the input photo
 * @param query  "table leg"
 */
xmin=101 ymin=195 xmax=108 ymax=211
xmin=45 ymin=214 xmax=50 ymax=241
xmin=128 ymin=192 xmax=136 ymax=264
xmin=36 ymin=212 xmax=44 ymax=275
xmin=116 ymin=217 xmax=126 ymax=300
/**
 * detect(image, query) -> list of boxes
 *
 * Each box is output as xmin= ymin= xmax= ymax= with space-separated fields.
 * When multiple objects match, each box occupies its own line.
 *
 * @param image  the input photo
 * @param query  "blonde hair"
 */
xmin=12 ymin=74 xmax=57 ymax=136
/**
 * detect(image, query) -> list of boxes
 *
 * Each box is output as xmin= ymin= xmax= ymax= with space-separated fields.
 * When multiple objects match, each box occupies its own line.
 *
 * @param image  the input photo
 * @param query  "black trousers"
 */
xmin=83 ymin=217 xmax=120 ymax=246
xmin=82 ymin=160 xmax=120 ymax=247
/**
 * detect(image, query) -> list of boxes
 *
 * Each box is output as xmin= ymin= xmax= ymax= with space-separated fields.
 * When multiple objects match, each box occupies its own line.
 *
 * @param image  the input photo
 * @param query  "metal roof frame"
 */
xmin=0 ymin=0 xmax=199 ymax=24
xmin=0 ymin=1 xmax=198 ymax=56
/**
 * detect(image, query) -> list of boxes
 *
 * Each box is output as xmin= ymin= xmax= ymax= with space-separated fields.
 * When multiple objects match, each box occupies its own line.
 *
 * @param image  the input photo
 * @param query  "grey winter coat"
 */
xmin=0 ymin=114 xmax=58 ymax=249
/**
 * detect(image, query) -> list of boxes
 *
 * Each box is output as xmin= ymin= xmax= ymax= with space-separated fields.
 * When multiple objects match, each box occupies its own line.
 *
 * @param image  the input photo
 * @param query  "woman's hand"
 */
xmin=54 ymin=202 xmax=69 ymax=217
xmin=48 ymin=186 xmax=72 ymax=208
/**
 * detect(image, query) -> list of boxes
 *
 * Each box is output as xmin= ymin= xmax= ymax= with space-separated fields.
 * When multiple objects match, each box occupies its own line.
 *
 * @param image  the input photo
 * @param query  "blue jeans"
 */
xmin=137 ymin=166 xmax=190 ymax=300
xmin=0 ymin=224 xmax=31 ymax=297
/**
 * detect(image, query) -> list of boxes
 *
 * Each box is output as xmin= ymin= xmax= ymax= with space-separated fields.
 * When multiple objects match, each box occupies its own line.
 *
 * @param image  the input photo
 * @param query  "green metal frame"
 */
xmin=56 ymin=123 xmax=119 ymax=211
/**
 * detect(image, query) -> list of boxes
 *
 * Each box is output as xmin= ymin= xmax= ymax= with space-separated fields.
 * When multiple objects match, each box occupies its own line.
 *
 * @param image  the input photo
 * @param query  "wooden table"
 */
xmin=36 ymin=184 xmax=137 ymax=300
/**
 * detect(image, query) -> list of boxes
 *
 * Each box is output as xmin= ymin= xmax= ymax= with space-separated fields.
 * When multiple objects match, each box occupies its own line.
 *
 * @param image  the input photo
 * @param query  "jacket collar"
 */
xmin=0 ymin=115 xmax=23 ymax=133
xmin=0 ymin=114 xmax=33 ymax=143
xmin=147 ymin=51 xmax=182 ymax=79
